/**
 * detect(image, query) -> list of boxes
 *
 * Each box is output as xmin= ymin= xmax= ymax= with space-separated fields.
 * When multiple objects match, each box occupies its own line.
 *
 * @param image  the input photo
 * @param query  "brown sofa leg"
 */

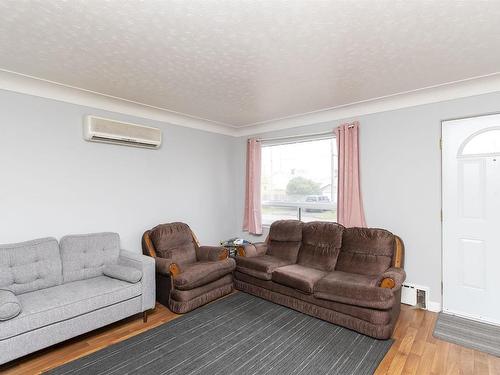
xmin=143 ymin=311 xmax=148 ymax=323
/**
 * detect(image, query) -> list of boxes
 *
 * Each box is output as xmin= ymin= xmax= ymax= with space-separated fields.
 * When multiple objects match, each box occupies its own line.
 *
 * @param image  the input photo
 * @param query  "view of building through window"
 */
xmin=261 ymin=137 xmax=337 ymax=225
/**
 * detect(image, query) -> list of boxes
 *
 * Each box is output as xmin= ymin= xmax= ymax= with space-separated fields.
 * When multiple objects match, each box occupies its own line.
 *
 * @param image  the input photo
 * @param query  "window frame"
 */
xmin=260 ymin=133 xmax=337 ymax=227
xmin=458 ymin=126 xmax=500 ymax=158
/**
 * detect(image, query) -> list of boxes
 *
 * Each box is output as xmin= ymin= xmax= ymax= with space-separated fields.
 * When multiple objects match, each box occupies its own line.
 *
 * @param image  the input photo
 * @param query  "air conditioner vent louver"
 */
xmin=83 ymin=116 xmax=162 ymax=149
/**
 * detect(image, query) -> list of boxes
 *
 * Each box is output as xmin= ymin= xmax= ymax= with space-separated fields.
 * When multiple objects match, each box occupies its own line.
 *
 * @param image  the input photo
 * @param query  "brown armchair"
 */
xmin=142 ymin=222 xmax=236 ymax=313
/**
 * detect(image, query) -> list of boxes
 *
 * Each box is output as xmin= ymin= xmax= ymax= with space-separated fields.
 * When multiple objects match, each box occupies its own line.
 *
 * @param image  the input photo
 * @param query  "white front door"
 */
xmin=442 ymin=113 xmax=500 ymax=325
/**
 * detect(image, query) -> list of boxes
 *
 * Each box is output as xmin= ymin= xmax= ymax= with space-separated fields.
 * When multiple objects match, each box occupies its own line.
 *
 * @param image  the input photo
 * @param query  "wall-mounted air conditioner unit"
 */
xmin=83 ymin=116 xmax=162 ymax=149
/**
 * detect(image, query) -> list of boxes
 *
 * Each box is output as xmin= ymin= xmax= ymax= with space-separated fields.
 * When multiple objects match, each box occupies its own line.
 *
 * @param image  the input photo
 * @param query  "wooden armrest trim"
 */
xmin=393 ymin=236 xmax=403 ymax=268
xmin=219 ymin=249 xmax=229 ymax=260
xmin=237 ymin=247 xmax=246 ymax=257
xmin=142 ymin=231 xmax=157 ymax=258
xmin=169 ymin=263 xmax=181 ymax=277
xmin=380 ymin=277 xmax=396 ymax=289
xmin=191 ymin=230 xmax=201 ymax=247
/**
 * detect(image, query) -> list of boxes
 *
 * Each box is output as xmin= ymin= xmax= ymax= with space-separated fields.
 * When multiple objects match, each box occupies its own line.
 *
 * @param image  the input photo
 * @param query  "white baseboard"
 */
xmin=427 ymin=301 xmax=442 ymax=313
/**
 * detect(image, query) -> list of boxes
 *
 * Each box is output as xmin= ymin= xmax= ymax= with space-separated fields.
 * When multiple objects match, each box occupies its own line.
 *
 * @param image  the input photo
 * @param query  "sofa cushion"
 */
xmin=314 ymin=271 xmax=394 ymax=309
xmin=239 ymin=243 xmax=268 ymax=258
xmin=103 ymin=264 xmax=142 ymax=283
xmin=319 ymin=271 xmax=379 ymax=287
xmin=173 ymin=258 xmax=236 ymax=290
xmin=235 ymin=255 xmax=293 ymax=280
xmin=235 ymin=271 xmax=393 ymax=325
xmin=0 ymin=290 xmax=22 ymax=321
xmin=171 ymin=274 xmax=233 ymax=302
xmin=0 ymin=237 xmax=62 ymax=295
xmin=234 ymin=267 xmax=272 ymax=281
xmin=297 ymin=222 xmax=344 ymax=271
xmin=336 ymin=228 xmax=395 ymax=276
xmin=0 ymin=276 xmax=141 ymax=341
xmin=150 ymin=222 xmax=197 ymax=267
xmin=60 ymin=233 xmax=120 ymax=283
xmin=269 ymin=220 xmax=303 ymax=242
xmin=271 ymin=264 xmax=327 ymax=294
xmin=196 ymin=246 xmax=227 ymax=262
xmin=266 ymin=220 xmax=303 ymax=262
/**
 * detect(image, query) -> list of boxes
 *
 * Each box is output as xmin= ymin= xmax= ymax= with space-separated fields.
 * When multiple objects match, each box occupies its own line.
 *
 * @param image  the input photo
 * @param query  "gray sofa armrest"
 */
xmin=237 ymin=242 xmax=267 ymax=257
xmin=118 ymin=250 xmax=155 ymax=311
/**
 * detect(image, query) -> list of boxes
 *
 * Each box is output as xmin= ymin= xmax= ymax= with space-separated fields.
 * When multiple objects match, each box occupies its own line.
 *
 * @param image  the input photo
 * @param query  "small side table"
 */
xmin=221 ymin=244 xmax=245 ymax=258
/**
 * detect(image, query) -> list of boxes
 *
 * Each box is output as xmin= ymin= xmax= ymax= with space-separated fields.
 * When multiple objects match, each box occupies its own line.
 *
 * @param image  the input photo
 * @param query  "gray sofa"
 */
xmin=0 ymin=232 xmax=155 ymax=365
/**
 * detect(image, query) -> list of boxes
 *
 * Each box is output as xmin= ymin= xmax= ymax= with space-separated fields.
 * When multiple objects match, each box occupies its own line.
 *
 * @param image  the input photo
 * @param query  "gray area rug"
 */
xmin=47 ymin=293 xmax=393 ymax=375
xmin=433 ymin=312 xmax=500 ymax=357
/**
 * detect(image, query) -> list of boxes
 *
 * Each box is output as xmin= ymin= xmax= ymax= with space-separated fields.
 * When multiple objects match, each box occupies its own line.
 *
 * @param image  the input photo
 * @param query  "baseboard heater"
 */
xmin=401 ymin=283 xmax=429 ymax=309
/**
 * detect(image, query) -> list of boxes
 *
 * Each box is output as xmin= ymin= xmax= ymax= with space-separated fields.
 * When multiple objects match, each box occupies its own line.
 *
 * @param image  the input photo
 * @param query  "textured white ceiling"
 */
xmin=1 ymin=0 xmax=500 ymax=127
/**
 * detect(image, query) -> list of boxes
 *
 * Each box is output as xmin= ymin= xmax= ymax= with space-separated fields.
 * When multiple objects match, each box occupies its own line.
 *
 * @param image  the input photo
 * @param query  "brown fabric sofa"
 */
xmin=142 ymin=222 xmax=236 ymax=313
xmin=234 ymin=220 xmax=405 ymax=339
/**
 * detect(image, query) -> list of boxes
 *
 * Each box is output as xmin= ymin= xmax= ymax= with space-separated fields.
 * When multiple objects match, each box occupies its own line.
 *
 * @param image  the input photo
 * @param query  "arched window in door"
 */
xmin=458 ymin=127 xmax=500 ymax=157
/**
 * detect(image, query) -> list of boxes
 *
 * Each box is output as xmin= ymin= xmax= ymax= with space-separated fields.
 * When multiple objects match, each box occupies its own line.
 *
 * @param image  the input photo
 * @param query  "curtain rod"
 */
xmin=253 ymin=130 xmax=333 ymax=143
xmin=250 ymin=122 xmax=357 ymax=143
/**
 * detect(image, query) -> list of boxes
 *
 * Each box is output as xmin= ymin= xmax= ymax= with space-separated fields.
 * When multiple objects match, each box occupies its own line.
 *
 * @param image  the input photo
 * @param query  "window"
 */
xmin=261 ymin=135 xmax=337 ymax=225
xmin=459 ymin=128 xmax=500 ymax=156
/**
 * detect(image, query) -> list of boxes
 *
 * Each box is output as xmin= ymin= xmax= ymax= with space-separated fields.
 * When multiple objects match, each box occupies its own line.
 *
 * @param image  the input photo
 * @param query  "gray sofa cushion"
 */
xmin=60 ymin=233 xmax=120 ymax=283
xmin=0 ymin=276 xmax=141 ymax=341
xmin=103 ymin=264 xmax=142 ymax=283
xmin=0 ymin=237 xmax=62 ymax=295
xmin=0 ymin=290 xmax=22 ymax=321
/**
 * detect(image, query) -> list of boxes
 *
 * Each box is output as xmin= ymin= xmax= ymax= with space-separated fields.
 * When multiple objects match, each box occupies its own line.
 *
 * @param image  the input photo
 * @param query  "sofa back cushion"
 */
xmin=266 ymin=220 xmax=303 ymax=263
xmin=150 ymin=222 xmax=197 ymax=266
xmin=297 ymin=222 xmax=344 ymax=271
xmin=60 ymin=233 xmax=120 ymax=283
xmin=0 ymin=237 xmax=62 ymax=295
xmin=336 ymin=227 xmax=395 ymax=276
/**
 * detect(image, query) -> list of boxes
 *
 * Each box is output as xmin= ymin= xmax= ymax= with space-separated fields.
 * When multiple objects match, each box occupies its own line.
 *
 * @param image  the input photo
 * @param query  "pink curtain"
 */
xmin=336 ymin=122 xmax=367 ymax=227
xmin=243 ymin=138 xmax=262 ymax=235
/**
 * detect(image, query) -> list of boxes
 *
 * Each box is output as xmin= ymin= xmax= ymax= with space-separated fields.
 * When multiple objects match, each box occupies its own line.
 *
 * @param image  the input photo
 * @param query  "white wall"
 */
xmin=233 ymin=92 xmax=500 ymax=308
xmin=3 ymin=86 xmax=500 ymax=308
xmin=0 ymin=90 xmax=237 ymax=251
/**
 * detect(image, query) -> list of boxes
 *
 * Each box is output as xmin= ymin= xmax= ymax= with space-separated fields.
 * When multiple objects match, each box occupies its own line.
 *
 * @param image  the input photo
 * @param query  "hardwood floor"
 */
xmin=1 ymin=301 xmax=499 ymax=375
xmin=0 ymin=304 xmax=179 ymax=375
xmin=375 ymin=305 xmax=500 ymax=375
